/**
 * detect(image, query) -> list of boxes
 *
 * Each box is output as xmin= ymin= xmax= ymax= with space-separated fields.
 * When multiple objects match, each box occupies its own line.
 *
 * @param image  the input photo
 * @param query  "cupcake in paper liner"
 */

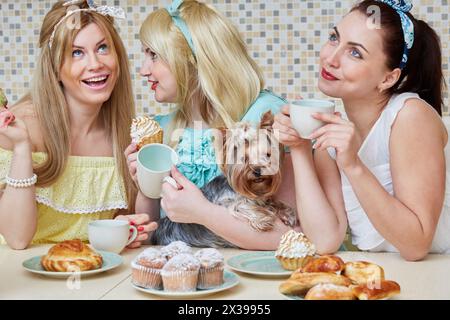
xmin=195 ymin=248 xmax=224 ymax=289
xmin=130 ymin=115 xmax=163 ymax=149
xmin=275 ymin=230 xmax=316 ymax=271
xmin=160 ymin=241 xmax=192 ymax=260
xmin=161 ymin=253 xmax=200 ymax=292
xmin=131 ymin=248 xmax=167 ymax=289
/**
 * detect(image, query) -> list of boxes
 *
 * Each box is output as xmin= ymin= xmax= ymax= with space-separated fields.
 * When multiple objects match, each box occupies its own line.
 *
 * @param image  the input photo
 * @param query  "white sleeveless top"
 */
xmin=328 ymin=92 xmax=450 ymax=253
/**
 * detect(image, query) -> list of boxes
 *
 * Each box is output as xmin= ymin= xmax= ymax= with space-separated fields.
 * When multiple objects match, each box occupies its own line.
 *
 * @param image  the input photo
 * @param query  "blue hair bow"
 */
xmin=166 ymin=0 xmax=196 ymax=57
xmin=377 ymin=0 xmax=414 ymax=70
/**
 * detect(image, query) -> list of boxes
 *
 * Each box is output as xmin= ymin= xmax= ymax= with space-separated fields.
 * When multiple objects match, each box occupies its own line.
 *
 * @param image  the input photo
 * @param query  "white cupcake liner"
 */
xmin=131 ymin=261 xmax=163 ymax=290
xmin=197 ymin=265 xmax=224 ymax=289
xmin=161 ymin=269 xmax=199 ymax=292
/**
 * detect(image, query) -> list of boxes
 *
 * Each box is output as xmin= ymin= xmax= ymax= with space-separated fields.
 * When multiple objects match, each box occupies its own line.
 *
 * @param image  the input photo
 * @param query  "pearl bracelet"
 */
xmin=5 ymin=174 xmax=38 ymax=188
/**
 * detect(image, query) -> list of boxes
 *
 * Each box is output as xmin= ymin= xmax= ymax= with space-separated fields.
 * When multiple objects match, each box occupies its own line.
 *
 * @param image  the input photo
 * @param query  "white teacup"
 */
xmin=136 ymin=143 xmax=179 ymax=199
xmin=290 ymin=99 xmax=335 ymax=139
xmin=88 ymin=219 xmax=138 ymax=254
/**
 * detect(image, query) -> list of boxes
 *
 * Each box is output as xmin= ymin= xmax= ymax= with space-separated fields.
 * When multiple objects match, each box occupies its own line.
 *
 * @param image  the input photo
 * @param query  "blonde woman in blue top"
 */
xmin=125 ymin=0 xmax=297 ymax=250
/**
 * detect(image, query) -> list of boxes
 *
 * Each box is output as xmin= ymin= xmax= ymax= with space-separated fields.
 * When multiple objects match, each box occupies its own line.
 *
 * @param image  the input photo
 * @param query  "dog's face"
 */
xmin=218 ymin=111 xmax=284 ymax=200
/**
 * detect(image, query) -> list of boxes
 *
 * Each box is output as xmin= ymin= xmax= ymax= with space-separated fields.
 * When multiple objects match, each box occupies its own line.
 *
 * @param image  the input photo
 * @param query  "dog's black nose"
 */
xmin=253 ymin=168 xmax=262 ymax=177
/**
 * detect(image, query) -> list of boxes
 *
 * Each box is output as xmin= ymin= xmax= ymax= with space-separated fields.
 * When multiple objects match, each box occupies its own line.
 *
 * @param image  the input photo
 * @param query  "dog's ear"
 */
xmin=259 ymin=110 xmax=274 ymax=131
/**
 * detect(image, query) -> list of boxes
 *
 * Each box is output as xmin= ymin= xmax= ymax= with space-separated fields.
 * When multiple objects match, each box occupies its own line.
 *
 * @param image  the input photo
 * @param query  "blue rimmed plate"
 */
xmin=226 ymin=251 xmax=291 ymax=277
xmin=132 ymin=270 xmax=239 ymax=298
xmin=22 ymin=251 xmax=123 ymax=278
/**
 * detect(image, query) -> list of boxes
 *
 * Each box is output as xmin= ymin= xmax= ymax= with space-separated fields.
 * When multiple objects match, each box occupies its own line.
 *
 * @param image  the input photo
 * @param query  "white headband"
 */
xmin=48 ymin=0 xmax=126 ymax=49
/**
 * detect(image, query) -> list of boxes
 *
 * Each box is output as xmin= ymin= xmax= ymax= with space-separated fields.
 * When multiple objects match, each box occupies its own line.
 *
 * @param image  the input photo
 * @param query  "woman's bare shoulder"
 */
xmin=394 ymin=98 xmax=446 ymax=145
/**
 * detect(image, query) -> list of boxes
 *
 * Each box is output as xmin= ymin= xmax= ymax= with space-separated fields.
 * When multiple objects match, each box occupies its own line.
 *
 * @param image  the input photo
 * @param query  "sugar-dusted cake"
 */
xmin=131 ymin=247 xmax=167 ymax=289
xmin=195 ymin=248 xmax=224 ymax=289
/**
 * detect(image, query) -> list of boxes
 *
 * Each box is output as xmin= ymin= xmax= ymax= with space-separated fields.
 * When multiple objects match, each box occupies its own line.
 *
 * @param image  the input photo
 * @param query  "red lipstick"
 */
xmin=321 ymin=68 xmax=339 ymax=81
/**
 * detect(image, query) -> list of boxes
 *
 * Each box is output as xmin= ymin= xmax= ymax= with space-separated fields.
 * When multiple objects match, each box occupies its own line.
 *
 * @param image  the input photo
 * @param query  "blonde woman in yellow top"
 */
xmin=0 ymin=0 xmax=155 ymax=250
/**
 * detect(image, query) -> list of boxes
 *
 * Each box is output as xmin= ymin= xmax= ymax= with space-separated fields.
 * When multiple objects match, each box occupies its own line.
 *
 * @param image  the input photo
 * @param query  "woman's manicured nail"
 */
xmin=138 ymin=226 xmax=145 ymax=232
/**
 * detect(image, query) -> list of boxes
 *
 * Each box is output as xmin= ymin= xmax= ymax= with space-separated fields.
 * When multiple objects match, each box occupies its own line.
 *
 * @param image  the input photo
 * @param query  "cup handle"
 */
xmin=126 ymin=225 xmax=138 ymax=246
xmin=163 ymin=176 xmax=179 ymax=189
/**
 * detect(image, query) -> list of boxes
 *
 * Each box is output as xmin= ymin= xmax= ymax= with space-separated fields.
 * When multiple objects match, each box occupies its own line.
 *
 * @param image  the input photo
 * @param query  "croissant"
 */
xmin=300 ymin=255 xmax=345 ymax=273
xmin=279 ymin=272 xmax=352 ymax=296
xmin=352 ymin=280 xmax=401 ymax=300
xmin=305 ymin=283 xmax=356 ymax=300
xmin=41 ymin=239 xmax=103 ymax=272
xmin=342 ymin=261 xmax=385 ymax=285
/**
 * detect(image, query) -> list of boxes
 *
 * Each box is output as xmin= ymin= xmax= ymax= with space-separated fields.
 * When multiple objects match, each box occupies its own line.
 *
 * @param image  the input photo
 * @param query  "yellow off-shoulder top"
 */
xmin=0 ymin=147 xmax=128 ymax=244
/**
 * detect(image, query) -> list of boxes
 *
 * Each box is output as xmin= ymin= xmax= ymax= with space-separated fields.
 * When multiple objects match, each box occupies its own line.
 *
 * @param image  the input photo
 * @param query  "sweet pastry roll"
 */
xmin=300 ymin=255 xmax=345 ymax=274
xmin=343 ymin=261 xmax=385 ymax=285
xmin=352 ymin=280 xmax=401 ymax=300
xmin=305 ymin=283 xmax=356 ymax=300
xmin=279 ymin=272 xmax=352 ymax=296
xmin=41 ymin=239 xmax=103 ymax=272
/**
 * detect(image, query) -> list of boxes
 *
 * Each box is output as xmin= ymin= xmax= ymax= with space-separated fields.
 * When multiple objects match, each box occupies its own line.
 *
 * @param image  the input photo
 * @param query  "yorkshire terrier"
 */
xmin=152 ymin=111 xmax=297 ymax=248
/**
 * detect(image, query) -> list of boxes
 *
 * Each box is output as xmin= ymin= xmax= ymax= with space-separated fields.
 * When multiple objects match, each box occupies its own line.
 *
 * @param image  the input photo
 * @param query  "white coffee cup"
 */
xmin=136 ymin=143 xmax=179 ymax=199
xmin=88 ymin=219 xmax=138 ymax=254
xmin=290 ymin=99 xmax=335 ymax=139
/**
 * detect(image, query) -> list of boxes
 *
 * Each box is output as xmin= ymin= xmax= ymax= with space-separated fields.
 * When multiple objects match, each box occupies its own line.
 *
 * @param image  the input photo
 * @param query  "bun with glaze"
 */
xmin=41 ymin=239 xmax=103 ymax=272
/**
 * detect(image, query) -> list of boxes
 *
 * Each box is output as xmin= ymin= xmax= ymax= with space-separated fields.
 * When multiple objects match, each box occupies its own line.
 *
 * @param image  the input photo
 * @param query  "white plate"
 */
xmin=226 ymin=251 xmax=291 ymax=277
xmin=22 ymin=251 xmax=123 ymax=278
xmin=132 ymin=270 xmax=239 ymax=298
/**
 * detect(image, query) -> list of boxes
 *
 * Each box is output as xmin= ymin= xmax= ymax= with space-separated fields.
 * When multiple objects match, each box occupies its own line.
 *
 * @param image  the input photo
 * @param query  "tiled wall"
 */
xmin=0 ymin=0 xmax=448 ymax=116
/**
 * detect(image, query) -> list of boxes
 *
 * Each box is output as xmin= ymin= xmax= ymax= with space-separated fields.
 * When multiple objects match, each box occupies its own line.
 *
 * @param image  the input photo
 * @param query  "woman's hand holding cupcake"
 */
xmin=115 ymin=213 xmax=158 ymax=248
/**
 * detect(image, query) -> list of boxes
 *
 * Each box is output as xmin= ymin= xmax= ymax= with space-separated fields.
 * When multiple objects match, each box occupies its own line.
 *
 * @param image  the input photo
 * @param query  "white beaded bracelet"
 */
xmin=5 ymin=174 xmax=38 ymax=188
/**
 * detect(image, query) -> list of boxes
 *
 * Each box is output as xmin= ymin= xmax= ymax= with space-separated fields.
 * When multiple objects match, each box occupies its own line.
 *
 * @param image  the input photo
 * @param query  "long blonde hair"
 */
xmin=16 ymin=1 xmax=137 ymax=212
xmin=139 ymin=0 xmax=264 ymax=143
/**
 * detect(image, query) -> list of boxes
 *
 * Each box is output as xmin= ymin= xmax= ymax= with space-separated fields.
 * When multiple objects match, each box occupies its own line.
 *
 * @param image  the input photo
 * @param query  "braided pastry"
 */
xmin=41 ymin=239 xmax=103 ymax=272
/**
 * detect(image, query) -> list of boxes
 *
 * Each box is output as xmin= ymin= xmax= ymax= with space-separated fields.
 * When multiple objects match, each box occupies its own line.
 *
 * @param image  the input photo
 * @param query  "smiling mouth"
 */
xmin=321 ymin=68 xmax=339 ymax=81
xmin=82 ymin=75 xmax=109 ymax=88
xmin=149 ymin=80 xmax=159 ymax=90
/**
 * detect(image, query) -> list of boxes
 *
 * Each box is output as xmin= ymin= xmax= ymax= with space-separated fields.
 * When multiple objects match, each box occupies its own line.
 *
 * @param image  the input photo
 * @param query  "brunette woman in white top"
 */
xmin=274 ymin=0 xmax=449 ymax=261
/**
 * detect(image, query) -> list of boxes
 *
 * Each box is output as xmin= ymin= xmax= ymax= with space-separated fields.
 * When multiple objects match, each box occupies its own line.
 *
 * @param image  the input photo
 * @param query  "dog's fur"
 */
xmin=152 ymin=111 xmax=297 ymax=248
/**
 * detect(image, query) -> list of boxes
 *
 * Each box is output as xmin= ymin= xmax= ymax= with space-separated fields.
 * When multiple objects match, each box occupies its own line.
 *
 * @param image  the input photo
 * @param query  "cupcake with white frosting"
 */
xmin=275 ymin=230 xmax=316 ymax=271
xmin=130 ymin=115 xmax=163 ymax=149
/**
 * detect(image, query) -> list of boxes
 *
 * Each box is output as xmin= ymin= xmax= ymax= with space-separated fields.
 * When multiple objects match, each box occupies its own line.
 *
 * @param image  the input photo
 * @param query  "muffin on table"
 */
xmin=275 ymin=230 xmax=316 ymax=271
xmin=160 ymin=241 xmax=192 ymax=260
xmin=131 ymin=248 xmax=167 ymax=289
xmin=195 ymin=248 xmax=224 ymax=289
xmin=161 ymin=253 xmax=200 ymax=292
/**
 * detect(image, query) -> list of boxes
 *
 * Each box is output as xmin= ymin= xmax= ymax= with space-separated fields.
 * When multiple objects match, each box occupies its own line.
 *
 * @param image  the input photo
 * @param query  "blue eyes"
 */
xmin=72 ymin=49 xmax=83 ymax=58
xmin=328 ymin=33 xmax=338 ymax=43
xmin=98 ymin=44 xmax=109 ymax=54
xmin=350 ymin=48 xmax=362 ymax=58
xmin=71 ymin=44 xmax=109 ymax=58
xmin=328 ymin=32 xmax=363 ymax=59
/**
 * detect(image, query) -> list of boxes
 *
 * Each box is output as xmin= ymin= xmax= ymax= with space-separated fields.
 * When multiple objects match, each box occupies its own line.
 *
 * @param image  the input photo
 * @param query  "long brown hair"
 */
xmin=352 ymin=0 xmax=445 ymax=116
xmin=16 ymin=1 xmax=137 ymax=212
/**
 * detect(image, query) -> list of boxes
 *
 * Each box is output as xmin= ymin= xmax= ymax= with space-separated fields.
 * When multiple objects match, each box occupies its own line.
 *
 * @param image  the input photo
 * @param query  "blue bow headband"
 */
xmin=377 ymin=0 xmax=414 ymax=70
xmin=166 ymin=0 xmax=196 ymax=58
